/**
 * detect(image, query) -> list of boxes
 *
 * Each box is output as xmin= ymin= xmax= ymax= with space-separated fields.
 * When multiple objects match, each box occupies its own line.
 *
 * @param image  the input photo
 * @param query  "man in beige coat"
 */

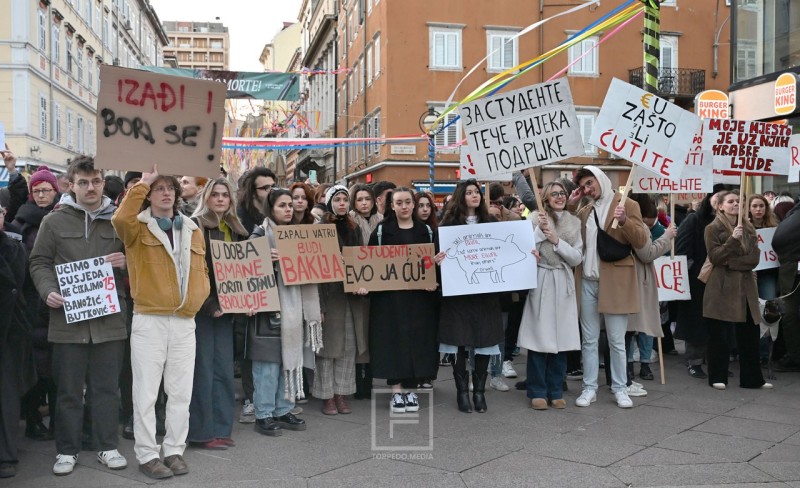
xmin=568 ymin=166 xmax=649 ymax=409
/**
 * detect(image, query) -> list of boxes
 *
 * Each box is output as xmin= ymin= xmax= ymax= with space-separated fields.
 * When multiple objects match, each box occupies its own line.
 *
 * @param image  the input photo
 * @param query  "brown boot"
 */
xmin=334 ymin=394 xmax=352 ymax=414
xmin=139 ymin=459 xmax=173 ymax=479
xmin=322 ymin=398 xmax=338 ymax=415
xmin=163 ymin=454 xmax=188 ymax=475
xmin=530 ymin=398 xmax=548 ymax=410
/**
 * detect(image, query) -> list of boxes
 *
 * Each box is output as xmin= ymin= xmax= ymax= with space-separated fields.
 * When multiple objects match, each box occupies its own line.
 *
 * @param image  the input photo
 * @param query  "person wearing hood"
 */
xmin=567 ymin=166 xmax=649 ymax=409
xmin=28 ymin=157 xmax=129 ymax=476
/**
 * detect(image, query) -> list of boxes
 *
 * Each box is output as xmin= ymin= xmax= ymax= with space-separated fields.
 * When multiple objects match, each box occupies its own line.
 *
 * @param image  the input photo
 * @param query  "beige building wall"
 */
xmin=260 ymin=22 xmax=302 ymax=72
xmin=162 ymin=21 xmax=229 ymax=70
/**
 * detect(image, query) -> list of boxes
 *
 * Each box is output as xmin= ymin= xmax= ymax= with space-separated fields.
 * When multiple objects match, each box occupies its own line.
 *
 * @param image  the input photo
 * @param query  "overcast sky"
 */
xmin=148 ymin=0 xmax=303 ymax=72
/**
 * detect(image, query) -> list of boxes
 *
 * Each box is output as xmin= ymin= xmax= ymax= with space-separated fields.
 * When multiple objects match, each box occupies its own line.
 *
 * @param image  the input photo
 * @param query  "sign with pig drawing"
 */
xmin=438 ymin=221 xmax=537 ymax=297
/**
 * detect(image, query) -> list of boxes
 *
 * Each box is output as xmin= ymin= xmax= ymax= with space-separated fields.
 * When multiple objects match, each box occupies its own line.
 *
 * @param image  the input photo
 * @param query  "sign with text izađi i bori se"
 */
xmin=95 ymin=65 xmax=226 ymax=179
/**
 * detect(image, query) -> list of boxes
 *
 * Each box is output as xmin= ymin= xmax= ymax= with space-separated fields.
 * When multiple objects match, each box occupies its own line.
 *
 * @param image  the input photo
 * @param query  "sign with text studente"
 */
xmin=754 ymin=228 xmax=780 ymax=272
xmin=56 ymin=256 xmax=121 ymax=324
xmin=274 ymin=224 xmax=344 ymax=285
xmin=343 ymin=244 xmax=436 ymax=293
xmin=591 ymin=78 xmax=702 ymax=180
xmin=702 ymin=118 xmax=792 ymax=176
xmin=95 ymin=65 xmax=226 ymax=179
xmin=654 ymin=256 xmax=691 ymax=301
xmin=209 ymin=237 xmax=280 ymax=313
xmin=458 ymin=78 xmax=584 ymax=180
xmin=438 ymin=221 xmax=536 ymax=297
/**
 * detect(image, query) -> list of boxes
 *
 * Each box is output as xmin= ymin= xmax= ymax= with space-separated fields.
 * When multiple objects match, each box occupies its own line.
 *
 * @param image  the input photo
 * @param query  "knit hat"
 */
xmin=324 ymin=184 xmax=349 ymax=213
xmin=29 ymin=166 xmax=58 ymax=196
xmin=124 ymin=171 xmax=142 ymax=188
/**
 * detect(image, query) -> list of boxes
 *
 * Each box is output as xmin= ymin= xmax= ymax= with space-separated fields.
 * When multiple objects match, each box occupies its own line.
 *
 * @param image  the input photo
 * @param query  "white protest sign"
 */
xmin=458 ymin=78 xmax=584 ymax=180
xmin=702 ymin=118 xmax=792 ymax=176
xmin=654 ymin=256 xmax=691 ymax=301
xmin=591 ymin=78 xmax=701 ymax=180
xmin=55 ymin=257 xmax=121 ymax=324
xmin=632 ymin=137 xmax=713 ymax=197
xmin=438 ymin=220 xmax=537 ymax=297
xmin=459 ymin=147 xmax=511 ymax=181
xmin=790 ymin=134 xmax=800 ymax=183
xmin=755 ymin=228 xmax=780 ymax=271
xmin=0 ymin=122 xmax=5 ymax=150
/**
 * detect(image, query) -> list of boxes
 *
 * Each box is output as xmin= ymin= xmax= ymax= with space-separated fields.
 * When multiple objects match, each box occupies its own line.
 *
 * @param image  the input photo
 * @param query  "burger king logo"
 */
xmin=774 ymin=73 xmax=797 ymax=116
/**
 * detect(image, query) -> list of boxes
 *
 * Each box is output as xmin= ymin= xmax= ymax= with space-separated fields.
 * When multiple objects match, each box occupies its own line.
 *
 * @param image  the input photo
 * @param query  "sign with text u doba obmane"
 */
xmin=210 ymin=237 xmax=280 ymax=313
xmin=702 ymin=118 xmax=792 ymax=176
xmin=591 ymin=78 xmax=702 ymax=181
xmin=459 ymin=78 xmax=584 ymax=180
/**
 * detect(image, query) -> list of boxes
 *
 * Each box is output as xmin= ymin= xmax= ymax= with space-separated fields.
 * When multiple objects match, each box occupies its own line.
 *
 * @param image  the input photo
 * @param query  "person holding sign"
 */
xmin=748 ymin=194 xmax=779 ymax=300
xmin=568 ymin=166 xmax=649 ymax=409
xmin=186 ymin=178 xmax=249 ymax=450
xmin=246 ymin=189 xmax=321 ymax=437
xmin=433 ymin=180 xmax=503 ymax=414
xmin=702 ymin=191 xmax=771 ymax=391
xmin=312 ymin=185 xmax=368 ymax=416
xmin=367 ymin=187 xmax=439 ymax=413
xmin=29 ymin=158 xmax=129 ymax=476
xmin=517 ymin=181 xmax=583 ymax=410
xmin=112 ymin=164 xmax=210 ymax=480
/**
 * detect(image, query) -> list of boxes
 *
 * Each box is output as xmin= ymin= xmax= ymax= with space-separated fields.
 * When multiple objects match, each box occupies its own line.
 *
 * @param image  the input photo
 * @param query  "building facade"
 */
xmin=161 ymin=20 xmax=229 ymax=70
xmin=297 ymin=0 xmax=731 ymax=194
xmin=0 ymin=0 xmax=169 ymax=176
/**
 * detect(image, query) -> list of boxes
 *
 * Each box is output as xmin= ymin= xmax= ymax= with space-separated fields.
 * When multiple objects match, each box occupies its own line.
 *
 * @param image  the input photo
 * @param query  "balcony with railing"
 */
xmin=628 ymin=68 xmax=706 ymax=100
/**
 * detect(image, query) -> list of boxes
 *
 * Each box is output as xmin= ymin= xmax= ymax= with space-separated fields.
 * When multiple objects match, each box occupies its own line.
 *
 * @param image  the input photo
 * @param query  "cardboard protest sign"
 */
xmin=459 ymin=147 xmax=511 ymax=181
xmin=654 ymin=256 xmax=691 ymax=301
xmin=209 ymin=237 xmax=280 ymax=313
xmin=632 ymin=132 xmax=713 ymax=200
xmin=95 ymin=65 xmax=226 ymax=179
xmin=342 ymin=244 xmax=436 ymax=293
xmin=56 ymin=256 xmax=121 ymax=324
xmin=458 ymin=78 xmax=583 ymax=180
xmin=790 ymin=134 xmax=800 ymax=183
xmin=702 ymin=118 xmax=792 ymax=176
xmin=274 ymin=224 xmax=344 ymax=285
xmin=438 ymin=221 xmax=536 ymax=297
xmin=754 ymin=228 xmax=780 ymax=272
xmin=591 ymin=78 xmax=701 ymax=180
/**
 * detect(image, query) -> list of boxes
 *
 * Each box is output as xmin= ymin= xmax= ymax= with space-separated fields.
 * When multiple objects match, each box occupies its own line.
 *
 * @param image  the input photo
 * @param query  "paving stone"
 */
xmin=726 ymin=403 xmax=800 ymax=426
xmin=309 ymin=473 xmax=465 ymax=488
xmin=656 ymin=430 xmax=775 ymax=462
xmin=752 ymin=443 xmax=800 ymax=462
xmin=526 ymin=432 xmax=644 ymax=467
xmin=611 ymin=447 xmax=734 ymax=466
xmin=568 ymin=415 xmax=683 ymax=447
xmin=784 ymin=432 xmax=800 ymax=446
xmin=692 ymin=415 xmax=800 ymax=442
xmin=647 ymin=392 xmax=747 ymax=415
xmin=609 ymin=462 xmax=777 ymax=486
xmin=605 ymin=404 xmax=715 ymax=431
xmin=752 ymin=462 xmax=800 ymax=481
xmin=393 ymin=436 xmax=517 ymax=473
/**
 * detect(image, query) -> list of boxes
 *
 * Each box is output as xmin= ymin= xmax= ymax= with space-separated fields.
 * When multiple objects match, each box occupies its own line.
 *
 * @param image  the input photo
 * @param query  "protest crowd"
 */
xmin=2 ymin=143 xmax=800 ymax=481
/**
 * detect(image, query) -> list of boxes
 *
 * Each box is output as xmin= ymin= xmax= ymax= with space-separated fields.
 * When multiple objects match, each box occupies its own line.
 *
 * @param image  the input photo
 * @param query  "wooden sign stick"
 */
xmin=611 ymin=170 xmax=635 ymax=229
xmin=738 ymin=170 xmax=746 ymax=227
xmin=670 ymin=195 xmax=676 ymax=258
xmin=528 ymin=169 xmax=544 ymax=213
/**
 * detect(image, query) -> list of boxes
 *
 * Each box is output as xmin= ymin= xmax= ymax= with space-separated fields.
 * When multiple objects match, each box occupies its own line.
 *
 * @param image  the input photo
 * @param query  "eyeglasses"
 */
xmin=255 ymin=184 xmax=273 ymax=192
xmin=549 ymin=191 xmax=568 ymax=198
xmin=75 ymin=179 xmax=104 ymax=189
xmin=151 ymin=185 xmax=175 ymax=193
xmin=579 ymin=179 xmax=595 ymax=190
xmin=32 ymin=188 xmax=55 ymax=196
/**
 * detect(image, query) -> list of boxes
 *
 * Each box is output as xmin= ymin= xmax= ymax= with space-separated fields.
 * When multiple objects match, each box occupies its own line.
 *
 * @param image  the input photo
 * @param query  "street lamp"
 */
xmin=418 ymin=108 xmax=440 ymax=194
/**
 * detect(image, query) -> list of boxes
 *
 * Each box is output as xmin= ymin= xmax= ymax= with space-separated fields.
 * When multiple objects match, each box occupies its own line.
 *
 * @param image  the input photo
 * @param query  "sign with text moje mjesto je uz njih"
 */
xmin=438 ymin=220 xmax=537 ymax=297
xmin=56 ymin=256 xmax=121 ymax=324
xmin=702 ymin=118 xmax=792 ymax=176
xmin=95 ymin=65 xmax=227 ymax=179
xmin=591 ymin=78 xmax=702 ymax=181
xmin=209 ymin=237 xmax=281 ymax=313
xmin=458 ymin=78 xmax=584 ymax=180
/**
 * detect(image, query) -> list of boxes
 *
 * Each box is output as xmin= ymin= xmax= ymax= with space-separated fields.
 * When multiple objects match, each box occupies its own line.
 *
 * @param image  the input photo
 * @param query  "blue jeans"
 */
xmin=526 ymin=351 xmax=567 ymax=400
xmin=580 ymin=280 xmax=629 ymax=393
xmin=627 ymin=333 xmax=654 ymax=364
xmin=252 ymin=361 xmax=294 ymax=419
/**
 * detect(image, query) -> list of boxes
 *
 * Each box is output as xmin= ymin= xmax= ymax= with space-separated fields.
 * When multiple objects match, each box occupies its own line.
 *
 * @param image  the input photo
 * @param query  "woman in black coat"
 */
xmin=368 ymin=188 xmax=439 ymax=414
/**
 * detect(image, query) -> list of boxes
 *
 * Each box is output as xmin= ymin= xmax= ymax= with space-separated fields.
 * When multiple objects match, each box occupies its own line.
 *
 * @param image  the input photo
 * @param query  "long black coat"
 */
xmin=368 ymin=219 xmax=439 ymax=380
xmin=674 ymin=212 xmax=712 ymax=345
xmin=0 ymin=232 xmax=36 ymax=395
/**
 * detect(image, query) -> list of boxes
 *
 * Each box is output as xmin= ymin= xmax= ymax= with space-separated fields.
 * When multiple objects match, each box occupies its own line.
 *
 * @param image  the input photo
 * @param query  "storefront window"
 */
xmin=734 ymin=0 xmax=800 ymax=83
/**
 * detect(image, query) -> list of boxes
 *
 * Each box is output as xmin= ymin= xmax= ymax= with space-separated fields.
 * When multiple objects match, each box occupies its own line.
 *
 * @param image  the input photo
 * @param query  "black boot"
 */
xmin=452 ymin=369 xmax=472 ymax=413
xmin=472 ymin=371 xmax=488 ymax=413
xmin=354 ymin=364 xmax=366 ymax=399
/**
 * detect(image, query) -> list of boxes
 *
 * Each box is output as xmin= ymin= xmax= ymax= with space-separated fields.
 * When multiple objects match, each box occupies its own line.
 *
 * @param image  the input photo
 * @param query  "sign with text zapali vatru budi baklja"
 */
xmin=701 ymin=118 xmax=792 ymax=176
xmin=56 ymin=256 xmax=121 ymax=324
xmin=209 ymin=237 xmax=280 ymax=313
xmin=458 ymin=78 xmax=584 ymax=180
xmin=95 ymin=65 xmax=226 ymax=179
xmin=342 ymin=244 xmax=437 ymax=293
xmin=274 ymin=224 xmax=344 ymax=285
xmin=591 ymin=78 xmax=702 ymax=181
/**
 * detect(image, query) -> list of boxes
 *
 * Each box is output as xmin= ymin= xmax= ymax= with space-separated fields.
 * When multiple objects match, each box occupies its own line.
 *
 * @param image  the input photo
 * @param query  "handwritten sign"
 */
xmin=654 ymin=256 xmax=691 ymax=301
xmin=95 ymin=65 xmax=226 ymax=178
xmin=459 ymin=146 xmax=511 ymax=181
xmin=591 ymin=78 xmax=701 ymax=180
xmin=56 ymin=257 xmax=120 ymax=324
xmin=274 ymin=224 xmax=344 ymax=285
xmin=702 ymin=118 xmax=792 ymax=176
xmin=755 ymin=228 xmax=780 ymax=271
xmin=790 ymin=134 xmax=800 ymax=183
xmin=342 ymin=244 xmax=436 ymax=292
xmin=210 ymin=237 xmax=280 ymax=313
xmin=632 ymin=131 xmax=713 ymax=199
xmin=438 ymin=221 xmax=537 ymax=297
xmin=459 ymin=78 xmax=584 ymax=180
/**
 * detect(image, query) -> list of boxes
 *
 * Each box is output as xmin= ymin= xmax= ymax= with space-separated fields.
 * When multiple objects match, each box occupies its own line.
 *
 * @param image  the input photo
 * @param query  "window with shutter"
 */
xmin=568 ymin=36 xmax=598 ymax=76
xmin=39 ymin=95 xmax=48 ymax=139
xmin=429 ymin=27 xmax=461 ymax=70
xmin=487 ymin=31 xmax=518 ymax=72
xmin=576 ymin=112 xmax=598 ymax=155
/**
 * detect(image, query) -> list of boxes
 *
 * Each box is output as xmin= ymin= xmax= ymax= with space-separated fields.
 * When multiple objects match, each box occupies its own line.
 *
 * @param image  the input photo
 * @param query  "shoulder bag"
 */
xmin=592 ymin=208 xmax=632 ymax=262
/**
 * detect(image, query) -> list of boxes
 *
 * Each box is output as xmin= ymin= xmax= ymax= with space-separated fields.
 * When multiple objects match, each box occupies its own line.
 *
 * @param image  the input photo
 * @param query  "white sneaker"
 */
xmin=615 ymin=390 xmax=633 ymax=408
xmin=97 ymin=450 xmax=127 ymax=470
xmin=390 ymin=393 xmax=406 ymax=413
xmin=626 ymin=382 xmax=648 ymax=397
xmin=404 ymin=392 xmax=420 ymax=412
xmin=239 ymin=400 xmax=255 ymax=423
xmin=575 ymin=389 xmax=596 ymax=407
xmin=53 ymin=454 xmax=78 ymax=476
xmin=489 ymin=376 xmax=510 ymax=391
xmin=501 ymin=360 xmax=518 ymax=378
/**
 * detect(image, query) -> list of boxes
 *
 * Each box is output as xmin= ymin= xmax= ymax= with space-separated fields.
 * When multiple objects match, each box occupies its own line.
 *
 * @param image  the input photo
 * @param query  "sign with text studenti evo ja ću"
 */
xmin=591 ymin=78 xmax=702 ymax=181
xmin=95 ymin=65 xmax=226 ymax=179
xmin=458 ymin=78 xmax=584 ymax=180
xmin=56 ymin=256 xmax=121 ymax=324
